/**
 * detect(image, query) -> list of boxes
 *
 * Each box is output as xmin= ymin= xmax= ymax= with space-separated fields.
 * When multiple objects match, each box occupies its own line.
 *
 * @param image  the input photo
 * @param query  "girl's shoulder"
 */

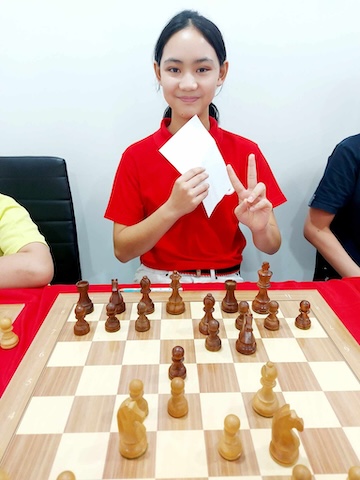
xmin=217 ymin=124 xmax=260 ymax=150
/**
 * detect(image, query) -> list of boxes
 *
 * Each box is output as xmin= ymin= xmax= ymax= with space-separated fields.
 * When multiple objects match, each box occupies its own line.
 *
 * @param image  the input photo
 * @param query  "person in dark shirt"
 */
xmin=304 ymin=134 xmax=360 ymax=279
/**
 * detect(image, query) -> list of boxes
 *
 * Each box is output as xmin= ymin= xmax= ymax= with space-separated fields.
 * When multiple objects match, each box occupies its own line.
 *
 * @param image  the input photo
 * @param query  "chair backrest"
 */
xmin=313 ymin=250 xmax=341 ymax=281
xmin=0 ymin=156 xmax=82 ymax=284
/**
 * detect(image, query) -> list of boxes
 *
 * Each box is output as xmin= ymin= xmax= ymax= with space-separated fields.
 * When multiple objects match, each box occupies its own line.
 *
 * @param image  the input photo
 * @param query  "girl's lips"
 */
xmin=178 ymin=96 xmax=199 ymax=103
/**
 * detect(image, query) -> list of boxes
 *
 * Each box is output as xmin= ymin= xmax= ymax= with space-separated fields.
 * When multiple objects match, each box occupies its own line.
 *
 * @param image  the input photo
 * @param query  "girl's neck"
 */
xmin=167 ymin=113 xmax=210 ymax=135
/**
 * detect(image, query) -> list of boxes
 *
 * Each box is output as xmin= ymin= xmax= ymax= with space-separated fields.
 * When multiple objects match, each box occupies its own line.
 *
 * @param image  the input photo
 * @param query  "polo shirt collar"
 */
xmin=154 ymin=116 xmax=223 ymax=149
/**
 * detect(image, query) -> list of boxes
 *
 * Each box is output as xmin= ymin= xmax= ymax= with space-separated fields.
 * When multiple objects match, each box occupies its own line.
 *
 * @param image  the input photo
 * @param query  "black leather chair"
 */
xmin=0 ymin=156 xmax=82 ymax=284
xmin=313 ymin=251 xmax=341 ymax=281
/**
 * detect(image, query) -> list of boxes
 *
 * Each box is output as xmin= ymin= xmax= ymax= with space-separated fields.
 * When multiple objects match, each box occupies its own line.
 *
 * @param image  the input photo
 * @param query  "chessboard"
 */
xmin=0 ymin=285 xmax=359 ymax=479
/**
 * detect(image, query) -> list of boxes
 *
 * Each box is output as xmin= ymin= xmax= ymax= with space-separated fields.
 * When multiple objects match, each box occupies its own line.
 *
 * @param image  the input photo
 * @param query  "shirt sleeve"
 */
xmin=104 ymin=148 xmax=145 ymax=225
xmin=309 ymin=140 xmax=359 ymax=214
xmin=0 ymin=198 xmax=47 ymax=255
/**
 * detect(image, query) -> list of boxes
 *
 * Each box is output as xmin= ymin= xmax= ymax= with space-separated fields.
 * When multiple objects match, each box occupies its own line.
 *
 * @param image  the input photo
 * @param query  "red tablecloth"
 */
xmin=1 ymin=279 xmax=359 ymax=397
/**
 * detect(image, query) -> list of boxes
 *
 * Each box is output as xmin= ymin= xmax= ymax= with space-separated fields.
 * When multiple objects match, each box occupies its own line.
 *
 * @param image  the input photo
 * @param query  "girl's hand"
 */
xmin=167 ymin=167 xmax=209 ymax=218
xmin=227 ymin=154 xmax=273 ymax=233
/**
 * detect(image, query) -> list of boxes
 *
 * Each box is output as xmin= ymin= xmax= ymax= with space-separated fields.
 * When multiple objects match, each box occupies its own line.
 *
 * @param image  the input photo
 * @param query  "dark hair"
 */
xmin=154 ymin=10 xmax=227 ymax=121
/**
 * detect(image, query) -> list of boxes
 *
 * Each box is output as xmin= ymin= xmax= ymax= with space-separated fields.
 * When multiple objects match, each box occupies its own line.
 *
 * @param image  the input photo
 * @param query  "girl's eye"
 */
xmin=168 ymin=67 xmax=180 ymax=73
xmin=198 ymin=67 xmax=209 ymax=73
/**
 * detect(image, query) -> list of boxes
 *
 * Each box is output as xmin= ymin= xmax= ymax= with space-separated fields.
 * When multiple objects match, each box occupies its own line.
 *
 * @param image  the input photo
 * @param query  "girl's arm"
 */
xmin=304 ymin=207 xmax=360 ymax=277
xmin=113 ymin=167 xmax=209 ymax=262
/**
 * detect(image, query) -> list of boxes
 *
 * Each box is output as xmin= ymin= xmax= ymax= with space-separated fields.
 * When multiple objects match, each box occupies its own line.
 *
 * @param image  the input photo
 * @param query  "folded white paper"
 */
xmin=159 ymin=115 xmax=234 ymax=216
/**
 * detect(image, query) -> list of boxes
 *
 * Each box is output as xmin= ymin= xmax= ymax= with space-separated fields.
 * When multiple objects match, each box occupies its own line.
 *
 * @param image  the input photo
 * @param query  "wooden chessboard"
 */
xmin=0 ymin=287 xmax=359 ymax=479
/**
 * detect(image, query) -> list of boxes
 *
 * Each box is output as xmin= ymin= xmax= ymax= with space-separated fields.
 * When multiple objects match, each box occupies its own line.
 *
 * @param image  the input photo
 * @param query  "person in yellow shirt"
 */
xmin=0 ymin=194 xmax=54 ymax=288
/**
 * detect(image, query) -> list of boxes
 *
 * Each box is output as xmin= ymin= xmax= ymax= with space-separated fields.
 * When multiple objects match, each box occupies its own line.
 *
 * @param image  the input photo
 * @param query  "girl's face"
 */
xmin=154 ymin=26 xmax=228 ymax=133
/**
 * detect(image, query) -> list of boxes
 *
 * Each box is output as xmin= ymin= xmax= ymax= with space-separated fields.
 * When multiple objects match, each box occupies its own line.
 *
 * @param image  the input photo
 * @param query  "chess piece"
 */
xmin=109 ymin=278 xmax=125 ymax=314
xmin=0 ymin=317 xmax=19 ymax=349
xmin=127 ymin=378 xmax=149 ymax=417
xmin=168 ymin=345 xmax=187 ymax=380
xmin=0 ymin=468 xmax=10 ymax=480
xmin=252 ymin=261 xmax=272 ymax=314
xmin=73 ymin=303 xmax=90 ymax=336
xmin=235 ymin=300 xmax=249 ymax=330
xmin=56 ymin=471 xmax=76 ymax=480
xmin=264 ymin=300 xmax=280 ymax=331
xmin=135 ymin=301 xmax=150 ymax=332
xmin=117 ymin=399 xmax=147 ymax=459
xmin=140 ymin=276 xmax=154 ymax=314
xmin=252 ymin=361 xmax=279 ymax=417
xmin=291 ymin=464 xmax=312 ymax=480
xmin=269 ymin=403 xmax=304 ymax=466
xmin=221 ymin=279 xmax=238 ymax=313
xmin=235 ymin=312 xmax=256 ymax=355
xmin=105 ymin=301 xmax=120 ymax=332
xmin=199 ymin=293 xmax=215 ymax=335
xmin=295 ymin=300 xmax=311 ymax=330
xmin=166 ymin=271 xmax=185 ymax=315
xmin=218 ymin=414 xmax=242 ymax=461
xmin=205 ymin=318 xmax=222 ymax=352
xmin=76 ymin=280 xmax=94 ymax=315
xmin=167 ymin=376 xmax=188 ymax=418
xmin=348 ymin=466 xmax=360 ymax=480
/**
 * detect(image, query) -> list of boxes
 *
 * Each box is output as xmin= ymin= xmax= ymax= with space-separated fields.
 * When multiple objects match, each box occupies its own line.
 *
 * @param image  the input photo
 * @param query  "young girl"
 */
xmin=105 ymin=10 xmax=286 ymax=283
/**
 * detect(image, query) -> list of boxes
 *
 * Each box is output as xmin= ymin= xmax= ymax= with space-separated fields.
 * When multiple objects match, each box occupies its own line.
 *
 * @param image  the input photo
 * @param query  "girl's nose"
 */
xmin=179 ymin=73 xmax=197 ymax=90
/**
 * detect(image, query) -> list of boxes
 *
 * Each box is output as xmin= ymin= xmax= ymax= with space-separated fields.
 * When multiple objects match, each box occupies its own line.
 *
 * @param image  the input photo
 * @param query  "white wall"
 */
xmin=1 ymin=0 xmax=359 ymax=284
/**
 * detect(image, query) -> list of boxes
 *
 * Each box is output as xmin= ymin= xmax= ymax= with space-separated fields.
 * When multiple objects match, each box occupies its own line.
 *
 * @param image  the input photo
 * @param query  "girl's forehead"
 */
xmin=162 ymin=26 xmax=217 ymax=61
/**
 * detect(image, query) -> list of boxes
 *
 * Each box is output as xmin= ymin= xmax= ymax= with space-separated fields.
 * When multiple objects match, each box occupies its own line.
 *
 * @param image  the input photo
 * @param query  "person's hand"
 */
xmin=227 ymin=154 xmax=273 ymax=232
xmin=167 ymin=167 xmax=209 ymax=217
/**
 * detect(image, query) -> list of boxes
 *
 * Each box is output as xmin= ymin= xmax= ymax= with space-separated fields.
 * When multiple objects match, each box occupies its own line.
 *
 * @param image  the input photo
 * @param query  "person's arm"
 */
xmin=113 ymin=167 xmax=209 ymax=262
xmin=0 ymin=242 xmax=54 ymax=288
xmin=304 ymin=207 xmax=360 ymax=277
xmin=227 ymin=155 xmax=281 ymax=255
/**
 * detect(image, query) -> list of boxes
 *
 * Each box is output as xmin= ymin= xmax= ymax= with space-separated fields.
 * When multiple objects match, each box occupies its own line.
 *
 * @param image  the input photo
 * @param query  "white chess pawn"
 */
xmin=167 ymin=377 xmax=188 ymax=418
xmin=56 ymin=471 xmax=76 ymax=480
xmin=291 ymin=464 xmax=312 ymax=479
xmin=0 ymin=468 xmax=10 ymax=480
xmin=0 ymin=317 xmax=19 ymax=349
xmin=218 ymin=414 xmax=242 ymax=461
xmin=348 ymin=466 xmax=360 ymax=480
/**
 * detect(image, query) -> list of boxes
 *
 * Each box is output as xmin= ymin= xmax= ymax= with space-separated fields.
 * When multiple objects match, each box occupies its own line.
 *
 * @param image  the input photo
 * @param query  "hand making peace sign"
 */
xmin=226 ymin=154 xmax=273 ymax=233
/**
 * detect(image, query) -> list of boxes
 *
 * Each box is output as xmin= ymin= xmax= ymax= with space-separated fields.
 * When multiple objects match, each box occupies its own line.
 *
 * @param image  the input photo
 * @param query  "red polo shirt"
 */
xmin=105 ymin=117 xmax=286 ymax=271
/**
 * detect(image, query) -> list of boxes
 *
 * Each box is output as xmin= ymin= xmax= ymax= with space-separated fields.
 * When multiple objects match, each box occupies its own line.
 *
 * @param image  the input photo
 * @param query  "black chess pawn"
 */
xmin=74 ymin=303 xmax=90 ymax=336
xmin=236 ymin=312 xmax=256 ymax=355
xmin=221 ymin=279 xmax=238 ymax=313
xmin=105 ymin=301 xmax=121 ymax=332
xmin=135 ymin=301 xmax=150 ymax=332
xmin=168 ymin=345 xmax=187 ymax=380
xmin=140 ymin=276 xmax=154 ymax=314
xmin=199 ymin=293 xmax=215 ymax=335
xmin=109 ymin=278 xmax=125 ymax=314
xmin=295 ymin=300 xmax=311 ymax=330
xmin=205 ymin=318 xmax=222 ymax=352
xmin=264 ymin=300 xmax=280 ymax=331
xmin=235 ymin=300 xmax=249 ymax=330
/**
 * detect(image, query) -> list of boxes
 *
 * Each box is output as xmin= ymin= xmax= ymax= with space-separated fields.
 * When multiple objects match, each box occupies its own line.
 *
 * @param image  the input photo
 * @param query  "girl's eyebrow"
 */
xmin=163 ymin=57 xmax=215 ymax=64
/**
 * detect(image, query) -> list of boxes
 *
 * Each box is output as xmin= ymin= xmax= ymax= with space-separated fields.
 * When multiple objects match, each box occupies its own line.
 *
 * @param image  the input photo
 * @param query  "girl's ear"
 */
xmin=154 ymin=62 xmax=161 ymax=83
xmin=217 ymin=60 xmax=229 ymax=86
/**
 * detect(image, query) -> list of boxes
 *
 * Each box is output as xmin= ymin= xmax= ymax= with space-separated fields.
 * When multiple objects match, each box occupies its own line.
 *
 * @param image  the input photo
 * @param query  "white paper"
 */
xmin=159 ymin=115 xmax=234 ymax=216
